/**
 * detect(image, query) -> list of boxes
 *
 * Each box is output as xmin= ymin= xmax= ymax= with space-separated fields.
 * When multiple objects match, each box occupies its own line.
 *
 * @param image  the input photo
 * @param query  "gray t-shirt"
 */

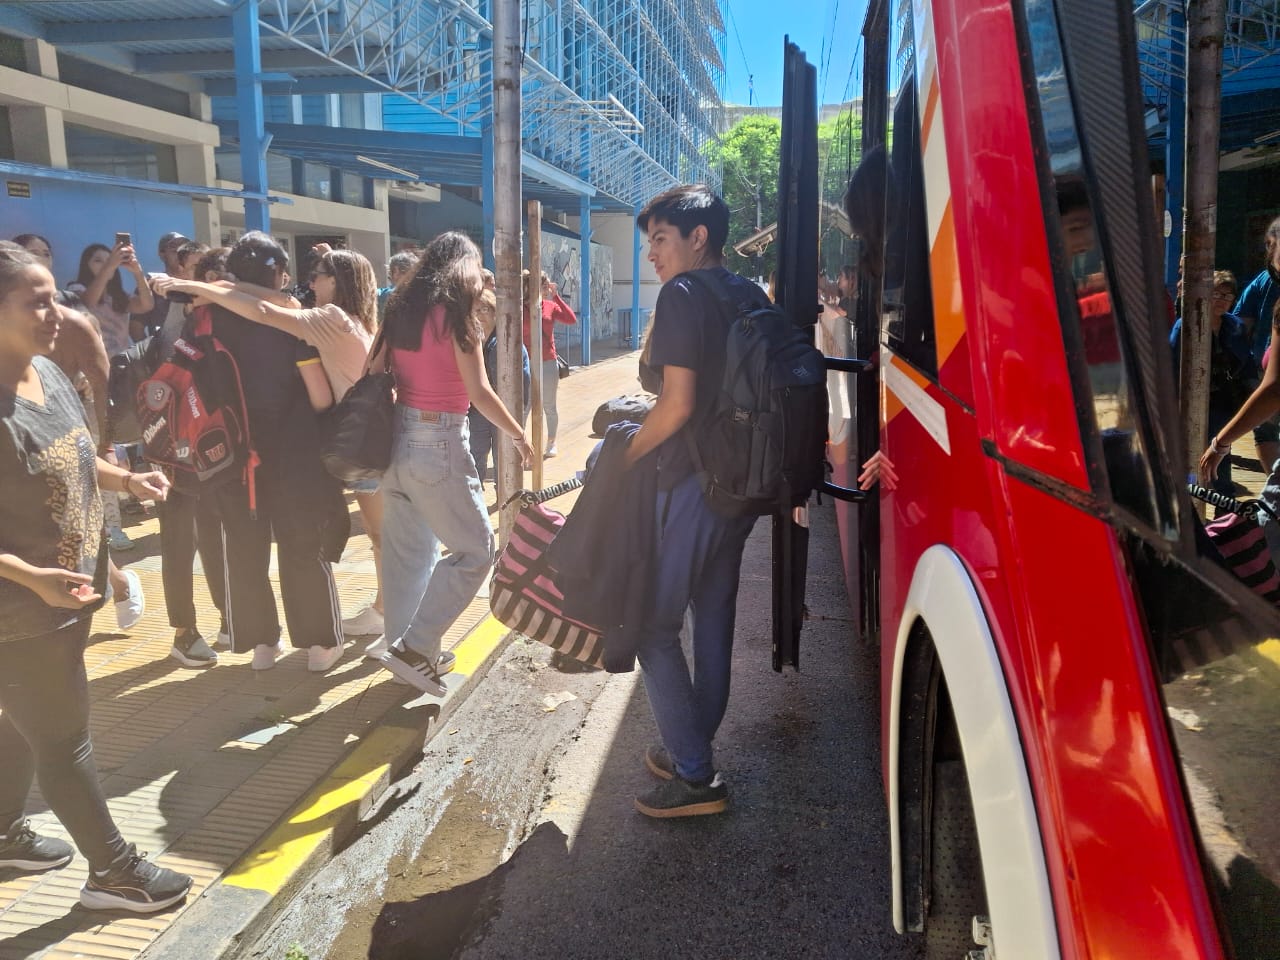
xmin=0 ymin=356 xmax=108 ymax=642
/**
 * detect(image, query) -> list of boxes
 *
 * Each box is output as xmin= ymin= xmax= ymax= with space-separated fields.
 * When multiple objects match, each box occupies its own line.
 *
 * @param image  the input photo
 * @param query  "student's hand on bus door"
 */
xmin=858 ymin=451 xmax=898 ymax=491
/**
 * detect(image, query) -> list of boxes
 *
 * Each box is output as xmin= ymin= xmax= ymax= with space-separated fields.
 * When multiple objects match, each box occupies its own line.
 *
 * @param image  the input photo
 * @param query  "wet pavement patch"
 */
xmin=325 ymin=772 xmax=531 ymax=960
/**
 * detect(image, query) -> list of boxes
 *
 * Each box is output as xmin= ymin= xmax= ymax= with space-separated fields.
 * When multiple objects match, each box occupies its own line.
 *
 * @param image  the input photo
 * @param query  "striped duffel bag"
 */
xmin=490 ymin=481 xmax=605 ymax=668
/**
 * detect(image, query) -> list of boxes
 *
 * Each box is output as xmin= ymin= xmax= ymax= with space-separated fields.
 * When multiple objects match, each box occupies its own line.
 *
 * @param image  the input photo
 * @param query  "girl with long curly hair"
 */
xmin=374 ymin=232 xmax=533 ymax=694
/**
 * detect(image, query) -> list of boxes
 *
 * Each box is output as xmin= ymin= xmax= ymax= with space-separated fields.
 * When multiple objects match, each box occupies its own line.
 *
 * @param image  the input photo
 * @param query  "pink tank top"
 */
xmin=391 ymin=305 xmax=470 ymax=413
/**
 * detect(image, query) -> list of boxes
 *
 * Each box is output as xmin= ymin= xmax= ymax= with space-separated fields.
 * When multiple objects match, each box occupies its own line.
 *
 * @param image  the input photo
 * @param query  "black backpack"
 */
xmin=681 ymin=270 xmax=829 ymax=517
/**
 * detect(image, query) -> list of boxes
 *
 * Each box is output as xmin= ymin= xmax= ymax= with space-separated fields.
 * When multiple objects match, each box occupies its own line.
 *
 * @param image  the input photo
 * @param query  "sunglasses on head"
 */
xmin=310 ymin=269 xmax=332 ymax=280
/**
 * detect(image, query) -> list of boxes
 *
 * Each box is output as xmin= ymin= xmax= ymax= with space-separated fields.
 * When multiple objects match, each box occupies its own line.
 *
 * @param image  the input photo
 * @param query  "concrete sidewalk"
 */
xmin=0 ymin=350 xmax=644 ymax=960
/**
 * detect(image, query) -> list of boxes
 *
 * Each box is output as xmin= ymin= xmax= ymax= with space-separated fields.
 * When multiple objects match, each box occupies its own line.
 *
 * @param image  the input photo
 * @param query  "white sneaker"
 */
xmin=251 ymin=639 xmax=286 ymax=671
xmin=307 ymin=644 xmax=345 ymax=673
xmin=213 ymin=627 xmax=231 ymax=650
xmin=114 ymin=569 xmax=145 ymax=630
xmin=364 ymin=635 xmax=390 ymax=659
xmin=341 ymin=604 xmax=384 ymax=637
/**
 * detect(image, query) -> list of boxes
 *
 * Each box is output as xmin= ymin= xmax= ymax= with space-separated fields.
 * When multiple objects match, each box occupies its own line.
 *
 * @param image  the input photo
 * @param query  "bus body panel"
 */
xmin=929 ymin=0 xmax=1091 ymax=489
xmin=869 ymin=1 xmax=1230 ymax=955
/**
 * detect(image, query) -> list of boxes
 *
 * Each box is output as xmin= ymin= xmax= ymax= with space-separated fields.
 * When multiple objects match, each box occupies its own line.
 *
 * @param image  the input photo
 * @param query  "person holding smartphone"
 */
xmin=0 ymin=242 xmax=192 ymax=911
xmin=68 ymin=237 xmax=153 ymax=356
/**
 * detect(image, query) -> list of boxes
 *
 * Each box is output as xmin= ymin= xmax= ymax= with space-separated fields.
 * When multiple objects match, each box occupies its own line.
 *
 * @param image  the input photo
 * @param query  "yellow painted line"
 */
xmin=450 ymin=613 xmax=509 ymax=676
xmin=224 ymin=763 xmax=389 ymax=895
xmin=1257 ymin=638 xmax=1280 ymax=669
xmin=223 ymin=615 xmax=512 ymax=895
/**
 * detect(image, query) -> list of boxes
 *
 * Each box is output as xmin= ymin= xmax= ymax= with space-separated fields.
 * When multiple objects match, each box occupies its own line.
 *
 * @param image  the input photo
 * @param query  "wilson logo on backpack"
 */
xmin=681 ymin=270 xmax=829 ymax=518
xmin=136 ymin=306 xmax=260 ymax=509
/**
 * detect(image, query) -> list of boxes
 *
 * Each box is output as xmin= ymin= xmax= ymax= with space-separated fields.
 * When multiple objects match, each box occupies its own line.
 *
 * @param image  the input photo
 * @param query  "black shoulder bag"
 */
xmin=319 ymin=324 xmax=395 ymax=484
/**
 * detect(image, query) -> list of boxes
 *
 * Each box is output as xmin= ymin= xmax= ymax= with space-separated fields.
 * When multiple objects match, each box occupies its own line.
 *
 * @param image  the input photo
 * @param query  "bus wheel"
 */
xmin=925 ymin=759 xmax=988 ymax=960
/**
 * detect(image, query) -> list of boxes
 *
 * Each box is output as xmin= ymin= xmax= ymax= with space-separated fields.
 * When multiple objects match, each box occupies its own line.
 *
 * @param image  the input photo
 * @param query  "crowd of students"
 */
xmin=0 ymin=219 xmax=575 ymax=911
xmin=0 ymin=174 xmax=977 ymax=933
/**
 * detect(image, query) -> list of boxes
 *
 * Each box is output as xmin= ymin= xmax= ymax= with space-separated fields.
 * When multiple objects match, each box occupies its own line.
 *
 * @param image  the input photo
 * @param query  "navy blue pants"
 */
xmin=635 ymin=474 xmax=756 ymax=783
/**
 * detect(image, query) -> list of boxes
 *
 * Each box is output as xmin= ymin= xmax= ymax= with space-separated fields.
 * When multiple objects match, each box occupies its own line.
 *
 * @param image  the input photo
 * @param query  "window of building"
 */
xmin=340 ymin=171 xmax=367 ymax=207
xmin=0 ymin=106 xmax=14 ymax=161
xmin=300 ymin=95 xmax=330 ymax=126
xmin=213 ymin=148 xmax=294 ymax=195
xmin=301 ymin=161 xmax=333 ymax=202
xmin=64 ymin=124 xmax=177 ymax=183
xmin=339 ymin=94 xmax=365 ymax=129
xmin=0 ymin=33 xmax=25 ymax=70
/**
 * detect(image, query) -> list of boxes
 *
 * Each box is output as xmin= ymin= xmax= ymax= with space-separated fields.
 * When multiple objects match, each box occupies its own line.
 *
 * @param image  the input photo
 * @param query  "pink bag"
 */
xmin=1203 ymin=510 xmax=1280 ymax=603
xmin=490 ymin=495 xmax=605 ymax=668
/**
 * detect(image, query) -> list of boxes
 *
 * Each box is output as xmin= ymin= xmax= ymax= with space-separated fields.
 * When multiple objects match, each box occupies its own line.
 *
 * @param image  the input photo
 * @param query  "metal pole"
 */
xmin=579 ymin=193 xmax=592 ymax=365
xmin=528 ymin=200 xmax=545 ymax=488
xmin=493 ymin=0 xmax=524 ymax=543
xmin=480 ymin=15 xmax=496 ymax=272
xmin=1164 ymin=7 xmax=1186 ymax=297
xmin=631 ymin=206 xmax=642 ymax=350
xmin=232 ymin=0 xmax=270 ymax=233
xmin=1179 ymin=0 xmax=1226 ymax=482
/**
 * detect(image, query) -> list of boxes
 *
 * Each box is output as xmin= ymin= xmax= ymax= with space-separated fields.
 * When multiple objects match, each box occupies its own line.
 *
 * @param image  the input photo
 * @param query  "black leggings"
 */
xmin=0 ymin=619 xmax=127 ymax=871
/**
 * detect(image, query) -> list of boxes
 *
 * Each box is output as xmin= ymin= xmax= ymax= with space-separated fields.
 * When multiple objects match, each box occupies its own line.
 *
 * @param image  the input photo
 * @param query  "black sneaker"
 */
xmin=80 ymin=846 xmax=192 ymax=913
xmin=644 ymin=744 xmax=674 ymax=781
xmin=378 ymin=643 xmax=448 ymax=696
xmin=169 ymin=630 xmax=218 ymax=668
xmin=635 ymin=774 xmax=728 ymax=818
xmin=0 ymin=820 xmax=73 ymax=872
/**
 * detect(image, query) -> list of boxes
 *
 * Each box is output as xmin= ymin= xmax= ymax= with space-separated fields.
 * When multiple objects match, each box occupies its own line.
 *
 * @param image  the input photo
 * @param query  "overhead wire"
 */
xmin=723 ymin=1 xmax=755 ymax=104
xmin=819 ymin=0 xmax=842 ymax=105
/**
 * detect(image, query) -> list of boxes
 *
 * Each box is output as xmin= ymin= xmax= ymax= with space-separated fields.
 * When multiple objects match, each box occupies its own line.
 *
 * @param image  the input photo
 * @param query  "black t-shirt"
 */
xmin=646 ymin=267 xmax=770 ymax=488
xmin=0 ymin=357 xmax=108 ymax=642
xmin=209 ymin=306 xmax=321 ymax=447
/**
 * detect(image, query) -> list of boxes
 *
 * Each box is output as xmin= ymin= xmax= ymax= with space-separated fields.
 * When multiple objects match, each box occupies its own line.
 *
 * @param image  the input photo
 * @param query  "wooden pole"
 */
xmin=492 ymin=0 xmax=524 ymax=543
xmin=1179 ymin=0 xmax=1226 ymax=484
xmin=527 ymin=200 xmax=545 ymax=490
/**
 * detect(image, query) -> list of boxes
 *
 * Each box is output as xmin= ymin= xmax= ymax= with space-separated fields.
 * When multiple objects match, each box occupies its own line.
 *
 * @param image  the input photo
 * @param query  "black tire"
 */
xmin=925 ymin=759 xmax=987 ymax=960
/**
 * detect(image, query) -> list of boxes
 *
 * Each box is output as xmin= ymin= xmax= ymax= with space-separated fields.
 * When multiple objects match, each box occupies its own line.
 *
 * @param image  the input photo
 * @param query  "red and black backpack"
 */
xmin=136 ymin=306 xmax=260 ymax=509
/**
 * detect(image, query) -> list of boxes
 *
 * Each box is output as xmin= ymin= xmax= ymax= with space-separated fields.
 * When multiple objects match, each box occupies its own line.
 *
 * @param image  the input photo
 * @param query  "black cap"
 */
xmin=158 ymin=231 xmax=189 ymax=252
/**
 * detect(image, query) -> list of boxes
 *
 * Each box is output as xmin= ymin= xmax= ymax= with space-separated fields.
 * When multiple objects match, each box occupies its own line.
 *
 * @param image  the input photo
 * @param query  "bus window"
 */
xmin=879 ymin=8 xmax=937 ymax=380
xmin=1020 ymin=0 xmax=1160 ymax=526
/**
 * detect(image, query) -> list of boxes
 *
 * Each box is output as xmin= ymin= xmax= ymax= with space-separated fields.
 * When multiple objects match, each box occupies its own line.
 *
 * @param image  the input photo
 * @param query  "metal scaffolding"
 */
xmin=0 ymin=0 xmax=725 ymax=210
xmin=1135 ymin=0 xmax=1280 ymax=106
xmin=254 ymin=0 xmax=726 ymax=207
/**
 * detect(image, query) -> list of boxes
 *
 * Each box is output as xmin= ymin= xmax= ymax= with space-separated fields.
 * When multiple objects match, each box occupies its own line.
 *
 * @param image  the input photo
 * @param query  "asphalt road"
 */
xmin=247 ymin=500 xmax=924 ymax=960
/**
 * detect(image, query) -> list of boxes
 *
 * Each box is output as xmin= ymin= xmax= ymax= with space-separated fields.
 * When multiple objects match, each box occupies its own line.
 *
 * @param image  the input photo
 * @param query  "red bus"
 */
xmin=825 ymin=1 xmax=1280 ymax=957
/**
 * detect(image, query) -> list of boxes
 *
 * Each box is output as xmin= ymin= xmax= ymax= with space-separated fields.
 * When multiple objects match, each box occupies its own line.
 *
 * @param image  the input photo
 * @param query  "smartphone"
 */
xmin=115 ymin=231 xmax=132 ymax=247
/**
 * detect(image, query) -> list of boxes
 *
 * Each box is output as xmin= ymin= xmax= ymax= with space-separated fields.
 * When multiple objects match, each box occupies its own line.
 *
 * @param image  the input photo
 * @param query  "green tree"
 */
xmin=708 ymin=115 xmax=782 ymax=279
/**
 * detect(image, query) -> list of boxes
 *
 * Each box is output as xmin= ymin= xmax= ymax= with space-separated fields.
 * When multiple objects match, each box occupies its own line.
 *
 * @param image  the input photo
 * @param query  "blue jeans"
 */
xmin=636 ymin=474 xmax=756 ymax=783
xmin=381 ymin=406 xmax=495 ymax=661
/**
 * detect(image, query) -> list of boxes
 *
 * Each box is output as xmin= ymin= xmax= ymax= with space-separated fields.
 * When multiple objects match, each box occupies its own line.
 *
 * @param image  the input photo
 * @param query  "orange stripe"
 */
xmin=921 ymin=76 xmax=941 ymax=151
xmin=930 ymin=203 xmax=966 ymax=364
xmin=883 ymin=376 xmax=905 ymax=423
xmin=890 ymin=353 xmax=932 ymax=389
